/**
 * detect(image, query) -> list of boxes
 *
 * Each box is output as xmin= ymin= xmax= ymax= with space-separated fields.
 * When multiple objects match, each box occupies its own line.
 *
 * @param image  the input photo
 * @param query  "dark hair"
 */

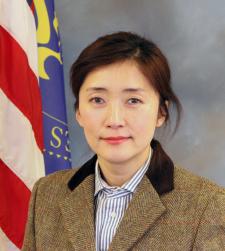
xmin=70 ymin=31 xmax=182 ymax=133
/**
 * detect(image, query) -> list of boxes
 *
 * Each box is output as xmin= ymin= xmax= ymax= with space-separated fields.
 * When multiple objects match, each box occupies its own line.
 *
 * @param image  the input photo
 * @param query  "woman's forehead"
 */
xmin=85 ymin=86 xmax=146 ymax=94
xmin=81 ymin=61 xmax=156 ymax=93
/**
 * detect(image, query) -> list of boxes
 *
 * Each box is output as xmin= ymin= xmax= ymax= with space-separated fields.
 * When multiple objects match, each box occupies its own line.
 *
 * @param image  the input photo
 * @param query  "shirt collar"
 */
xmin=94 ymin=147 xmax=152 ymax=197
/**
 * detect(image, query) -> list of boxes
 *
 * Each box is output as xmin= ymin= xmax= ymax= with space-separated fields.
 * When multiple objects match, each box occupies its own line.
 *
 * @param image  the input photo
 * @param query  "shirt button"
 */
xmin=111 ymin=212 xmax=117 ymax=218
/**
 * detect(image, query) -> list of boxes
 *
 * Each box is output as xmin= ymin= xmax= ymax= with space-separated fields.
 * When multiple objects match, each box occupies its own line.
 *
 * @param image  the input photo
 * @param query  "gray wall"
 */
xmin=55 ymin=0 xmax=225 ymax=187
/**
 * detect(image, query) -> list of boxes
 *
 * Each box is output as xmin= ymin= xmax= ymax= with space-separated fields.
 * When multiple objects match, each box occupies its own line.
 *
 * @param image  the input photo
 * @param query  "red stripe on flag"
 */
xmin=0 ymin=159 xmax=31 ymax=249
xmin=0 ymin=26 xmax=44 ymax=151
xmin=29 ymin=0 xmax=35 ymax=14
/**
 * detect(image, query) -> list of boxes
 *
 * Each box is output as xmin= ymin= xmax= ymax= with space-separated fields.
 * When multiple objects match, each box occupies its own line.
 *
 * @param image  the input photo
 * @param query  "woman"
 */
xmin=22 ymin=32 xmax=225 ymax=251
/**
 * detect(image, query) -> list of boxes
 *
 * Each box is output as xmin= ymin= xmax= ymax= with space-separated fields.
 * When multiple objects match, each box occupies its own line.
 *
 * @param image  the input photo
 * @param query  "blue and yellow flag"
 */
xmin=34 ymin=0 xmax=72 ymax=174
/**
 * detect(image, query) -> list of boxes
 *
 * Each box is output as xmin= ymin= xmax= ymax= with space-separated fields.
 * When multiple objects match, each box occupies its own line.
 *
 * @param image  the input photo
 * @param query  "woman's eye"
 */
xmin=127 ymin=98 xmax=142 ymax=104
xmin=89 ymin=97 xmax=104 ymax=104
xmin=89 ymin=97 xmax=142 ymax=105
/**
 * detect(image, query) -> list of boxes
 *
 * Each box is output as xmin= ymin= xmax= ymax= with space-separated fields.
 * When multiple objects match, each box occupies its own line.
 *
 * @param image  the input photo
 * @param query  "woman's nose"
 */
xmin=105 ymin=102 xmax=125 ymax=128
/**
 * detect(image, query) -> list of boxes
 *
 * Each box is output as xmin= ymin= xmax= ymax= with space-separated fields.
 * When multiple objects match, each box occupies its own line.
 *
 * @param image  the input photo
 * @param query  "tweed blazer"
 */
xmin=22 ymin=141 xmax=225 ymax=251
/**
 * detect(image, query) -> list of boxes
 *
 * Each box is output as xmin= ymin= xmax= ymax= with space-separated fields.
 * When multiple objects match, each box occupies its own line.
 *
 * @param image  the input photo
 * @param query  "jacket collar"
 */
xmin=68 ymin=139 xmax=174 ymax=195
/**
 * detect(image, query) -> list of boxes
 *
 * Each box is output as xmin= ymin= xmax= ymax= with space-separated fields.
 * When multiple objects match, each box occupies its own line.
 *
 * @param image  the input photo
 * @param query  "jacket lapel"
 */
xmin=108 ymin=176 xmax=166 ymax=251
xmin=59 ymin=156 xmax=97 ymax=251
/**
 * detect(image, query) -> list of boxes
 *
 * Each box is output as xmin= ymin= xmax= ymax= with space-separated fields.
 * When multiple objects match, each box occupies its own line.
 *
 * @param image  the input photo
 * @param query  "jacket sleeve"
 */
xmin=22 ymin=178 xmax=43 ymax=251
xmin=193 ymin=191 xmax=225 ymax=250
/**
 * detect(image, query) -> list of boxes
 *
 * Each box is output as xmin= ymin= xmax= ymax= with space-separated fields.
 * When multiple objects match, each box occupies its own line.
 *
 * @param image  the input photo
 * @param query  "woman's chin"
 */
xmin=97 ymin=152 xmax=134 ymax=166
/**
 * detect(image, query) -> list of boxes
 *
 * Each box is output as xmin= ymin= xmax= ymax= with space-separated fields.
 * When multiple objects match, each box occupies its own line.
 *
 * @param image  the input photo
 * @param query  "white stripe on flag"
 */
xmin=0 ymin=89 xmax=45 ymax=190
xmin=0 ymin=229 xmax=20 ymax=251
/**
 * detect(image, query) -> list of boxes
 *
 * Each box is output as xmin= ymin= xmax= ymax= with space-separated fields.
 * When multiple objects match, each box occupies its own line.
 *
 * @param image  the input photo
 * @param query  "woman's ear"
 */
xmin=156 ymin=113 xmax=166 ymax=128
xmin=75 ymin=109 xmax=83 ymax=127
xmin=156 ymin=100 xmax=169 ymax=128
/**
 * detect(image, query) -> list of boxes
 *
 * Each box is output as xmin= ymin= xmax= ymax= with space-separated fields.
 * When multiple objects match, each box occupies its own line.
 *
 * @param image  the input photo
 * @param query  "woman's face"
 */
xmin=76 ymin=60 xmax=165 ymax=167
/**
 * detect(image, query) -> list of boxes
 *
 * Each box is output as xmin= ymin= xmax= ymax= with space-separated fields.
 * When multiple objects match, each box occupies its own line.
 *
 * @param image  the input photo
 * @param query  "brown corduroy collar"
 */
xmin=68 ymin=139 xmax=174 ymax=196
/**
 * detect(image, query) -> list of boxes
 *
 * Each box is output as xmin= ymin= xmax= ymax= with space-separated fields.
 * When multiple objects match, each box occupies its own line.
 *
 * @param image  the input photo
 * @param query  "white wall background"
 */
xmin=55 ymin=0 xmax=225 ymax=187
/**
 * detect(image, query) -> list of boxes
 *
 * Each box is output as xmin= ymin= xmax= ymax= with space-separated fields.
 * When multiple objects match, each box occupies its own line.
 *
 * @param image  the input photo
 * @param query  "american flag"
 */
xmin=0 ymin=0 xmax=71 ymax=249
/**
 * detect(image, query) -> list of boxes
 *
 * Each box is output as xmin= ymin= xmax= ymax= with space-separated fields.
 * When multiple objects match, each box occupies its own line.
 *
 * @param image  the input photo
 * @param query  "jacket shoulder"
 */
xmin=32 ymin=167 xmax=81 ymax=196
xmin=39 ymin=167 xmax=78 ymax=183
xmin=174 ymin=166 xmax=225 ymax=194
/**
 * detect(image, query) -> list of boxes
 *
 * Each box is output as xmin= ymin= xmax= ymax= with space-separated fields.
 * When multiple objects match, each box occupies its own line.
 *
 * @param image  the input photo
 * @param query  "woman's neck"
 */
xmin=97 ymin=146 xmax=151 ymax=187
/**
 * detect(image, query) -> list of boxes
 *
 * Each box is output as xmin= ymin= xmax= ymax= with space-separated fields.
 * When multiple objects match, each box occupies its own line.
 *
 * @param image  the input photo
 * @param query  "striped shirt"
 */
xmin=94 ymin=149 xmax=152 ymax=251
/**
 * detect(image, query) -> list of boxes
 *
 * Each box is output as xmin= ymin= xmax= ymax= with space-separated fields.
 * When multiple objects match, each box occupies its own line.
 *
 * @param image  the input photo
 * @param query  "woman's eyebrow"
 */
xmin=86 ymin=87 xmax=145 ymax=93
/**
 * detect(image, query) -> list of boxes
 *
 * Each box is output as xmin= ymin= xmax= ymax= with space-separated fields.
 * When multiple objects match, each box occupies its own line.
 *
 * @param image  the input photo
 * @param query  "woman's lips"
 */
xmin=102 ymin=136 xmax=131 ymax=145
